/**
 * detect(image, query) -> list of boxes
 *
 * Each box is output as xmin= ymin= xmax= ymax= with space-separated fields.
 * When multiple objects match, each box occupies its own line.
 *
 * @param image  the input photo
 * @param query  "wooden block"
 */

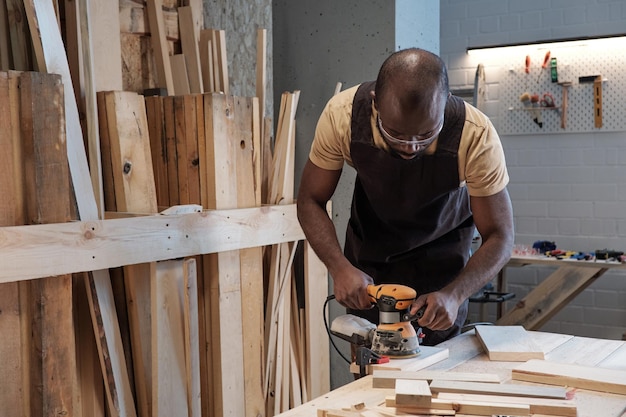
xmin=349 ymin=346 xmax=449 ymax=375
xmin=435 ymin=392 xmax=577 ymax=416
xmin=475 ymin=325 xmax=544 ymax=361
xmin=372 ymin=369 xmax=500 ymax=389
xmin=145 ymin=96 xmax=170 ymax=208
xmin=513 ymin=359 xmax=626 ymax=395
xmin=382 ymin=397 xmax=455 ymax=415
xmin=89 ymin=0 xmax=123 ymax=90
xmin=199 ymin=30 xmax=215 ymax=93
xmin=429 ymin=379 xmax=568 ymax=399
xmin=6 ymin=0 xmax=32 ymax=70
xmin=394 ymin=379 xmax=432 ymax=407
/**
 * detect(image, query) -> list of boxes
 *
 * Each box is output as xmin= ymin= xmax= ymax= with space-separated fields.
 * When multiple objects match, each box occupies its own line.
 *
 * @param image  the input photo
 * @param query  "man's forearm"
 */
xmin=443 ymin=234 xmax=513 ymax=303
xmin=297 ymin=199 xmax=350 ymax=274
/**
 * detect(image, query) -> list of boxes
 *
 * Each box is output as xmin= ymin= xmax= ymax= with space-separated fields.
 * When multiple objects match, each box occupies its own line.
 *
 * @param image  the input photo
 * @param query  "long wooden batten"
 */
xmin=0 ymin=204 xmax=304 ymax=283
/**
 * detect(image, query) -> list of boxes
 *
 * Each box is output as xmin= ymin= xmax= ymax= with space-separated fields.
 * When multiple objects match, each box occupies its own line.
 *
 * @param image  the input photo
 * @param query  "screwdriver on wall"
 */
xmin=537 ymin=50 xmax=551 ymax=83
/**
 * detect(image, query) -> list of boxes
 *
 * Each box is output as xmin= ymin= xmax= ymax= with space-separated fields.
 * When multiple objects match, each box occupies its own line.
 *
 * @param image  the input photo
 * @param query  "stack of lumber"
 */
xmin=1 ymin=0 xmax=330 ymax=416
xmin=320 ymin=371 xmax=578 ymax=417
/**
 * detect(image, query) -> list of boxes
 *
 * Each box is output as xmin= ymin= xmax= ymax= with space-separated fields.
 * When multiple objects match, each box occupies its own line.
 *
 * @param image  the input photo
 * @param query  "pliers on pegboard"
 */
xmin=541 ymin=92 xmax=555 ymax=107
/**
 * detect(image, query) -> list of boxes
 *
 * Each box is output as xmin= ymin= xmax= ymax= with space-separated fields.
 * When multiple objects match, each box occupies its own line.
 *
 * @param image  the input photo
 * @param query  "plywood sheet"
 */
xmin=475 ymin=325 xmax=544 ymax=361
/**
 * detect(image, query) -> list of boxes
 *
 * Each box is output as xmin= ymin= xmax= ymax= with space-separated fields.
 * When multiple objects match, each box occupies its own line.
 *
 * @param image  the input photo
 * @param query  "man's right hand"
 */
xmin=331 ymin=264 xmax=374 ymax=310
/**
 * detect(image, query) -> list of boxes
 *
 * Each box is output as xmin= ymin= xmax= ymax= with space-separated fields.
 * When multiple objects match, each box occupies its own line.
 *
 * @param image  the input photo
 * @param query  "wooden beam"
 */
xmin=497 ymin=266 xmax=606 ymax=329
xmin=395 ymin=379 xmax=432 ymax=407
xmin=183 ymin=258 xmax=201 ymax=417
xmin=119 ymin=0 xmax=179 ymax=40
xmin=0 ymin=71 xmax=25 ymax=416
xmin=6 ymin=0 xmax=32 ymax=70
xmin=474 ymin=325 xmax=544 ymax=361
xmin=512 ymin=359 xmax=626 ymax=395
xmin=256 ymin=28 xmax=266 ymax=139
xmin=199 ymin=30 xmax=215 ymax=93
xmin=0 ymin=5 xmax=10 ymax=70
xmin=20 ymin=71 xmax=75 ymax=417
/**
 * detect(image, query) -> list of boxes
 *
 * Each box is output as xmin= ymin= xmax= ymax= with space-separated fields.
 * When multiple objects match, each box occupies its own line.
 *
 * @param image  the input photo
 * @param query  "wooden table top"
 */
xmin=276 ymin=330 xmax=626 ymax=417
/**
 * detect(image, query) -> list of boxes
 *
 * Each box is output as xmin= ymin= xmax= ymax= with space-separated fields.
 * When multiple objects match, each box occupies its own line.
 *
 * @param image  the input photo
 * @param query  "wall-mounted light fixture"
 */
xmin=466 ymin=34 xmax=626 ymax=58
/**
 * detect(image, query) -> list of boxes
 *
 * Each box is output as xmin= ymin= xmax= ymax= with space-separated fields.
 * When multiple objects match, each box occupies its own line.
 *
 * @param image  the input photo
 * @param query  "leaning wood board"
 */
xmin=512 ymin=359 xmax=626 ymax=395
xmin=474 ymin=325 xmax=544 ymax=361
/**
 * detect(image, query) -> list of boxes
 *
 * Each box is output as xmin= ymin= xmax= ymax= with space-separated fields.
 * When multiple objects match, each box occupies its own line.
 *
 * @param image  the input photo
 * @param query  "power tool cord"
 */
xmin=323 ymin=295 xmax=352 ymax=364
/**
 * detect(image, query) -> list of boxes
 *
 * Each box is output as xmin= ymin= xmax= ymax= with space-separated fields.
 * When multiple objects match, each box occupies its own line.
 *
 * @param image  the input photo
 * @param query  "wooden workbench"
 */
xmin=495 ymin=255 xmax=626 ymax=329
xmin=276 ymin=330 xmax=626 ymax=416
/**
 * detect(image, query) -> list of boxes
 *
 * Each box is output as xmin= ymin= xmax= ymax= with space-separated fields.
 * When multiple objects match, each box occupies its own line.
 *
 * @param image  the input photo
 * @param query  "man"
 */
xmin=297 ymin=48 xmax=514 ymax=346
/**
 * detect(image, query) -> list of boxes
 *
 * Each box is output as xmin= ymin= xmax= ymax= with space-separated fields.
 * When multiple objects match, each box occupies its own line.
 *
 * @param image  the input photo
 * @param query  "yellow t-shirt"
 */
xmin=309 ymin=84 xmax=509 ymax=197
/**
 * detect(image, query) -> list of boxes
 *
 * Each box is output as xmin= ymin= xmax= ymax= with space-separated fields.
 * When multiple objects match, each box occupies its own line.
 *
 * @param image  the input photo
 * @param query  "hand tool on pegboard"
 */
xmin=557 ymin=81 xmax=572 ymax=129
xmin=536 ymin=50 xmax=551 ymax=83
xmin=579 ymin=75 xmax=604 ymax=128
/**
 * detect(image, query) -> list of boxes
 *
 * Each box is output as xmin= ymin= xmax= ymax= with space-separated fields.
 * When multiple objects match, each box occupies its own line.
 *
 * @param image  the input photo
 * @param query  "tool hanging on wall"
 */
xmin=557 ymin=81 xmax=572 ymax=129
xmin=536 ymin=50 xmax=551 ymax=83
xmin=579 ymin=75 xmax=604 ymax=128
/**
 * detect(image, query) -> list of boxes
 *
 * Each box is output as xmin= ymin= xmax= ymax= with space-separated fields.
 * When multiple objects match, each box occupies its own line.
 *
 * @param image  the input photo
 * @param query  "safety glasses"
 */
xmin=376 ymin=114 xmax=443 ymax=151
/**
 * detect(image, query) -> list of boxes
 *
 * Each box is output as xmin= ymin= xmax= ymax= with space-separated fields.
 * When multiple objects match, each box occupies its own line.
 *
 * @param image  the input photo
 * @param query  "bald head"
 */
xmin=374 ymin=48 xmax=449 ymax=109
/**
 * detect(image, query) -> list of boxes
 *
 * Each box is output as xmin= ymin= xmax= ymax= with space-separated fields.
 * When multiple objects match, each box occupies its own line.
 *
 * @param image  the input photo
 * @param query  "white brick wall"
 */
xmin=441 ymin=0 xmax=626 ymax=340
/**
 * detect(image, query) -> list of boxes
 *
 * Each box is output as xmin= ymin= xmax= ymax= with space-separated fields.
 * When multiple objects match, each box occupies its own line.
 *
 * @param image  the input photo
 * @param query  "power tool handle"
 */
xmin=402 ymin=305 xmax=426 ymax=322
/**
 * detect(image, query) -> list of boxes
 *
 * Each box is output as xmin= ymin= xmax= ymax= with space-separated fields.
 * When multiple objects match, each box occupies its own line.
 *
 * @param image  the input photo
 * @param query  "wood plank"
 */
xmin=170 ymin=54 xmax=190 ymax=95
xmin=174 ymin=95 xmax=190 ymax=203
xmin=89 ymin=0 xmax=123 ymax=90
xmin=349 ymin=346 xmax=449 ymax=375
xmin=145 ymin=96 xmax=170 ymax=208
xmin=162 ymin=96 xmax=179 ymax=205
xmin=204 ymin=93 xmax=245 ymax=416
xmin=119 ymin=0 xmax=179 ymax=40
xmin=497 ymin=266 xmax=606 ymax=329
xmin=20 ymin=71 xmax=75 ymax=417
xmin=103 ymin=90 xmax=157 ymax=417
xmin=395 ymin=379 xmax=431 ymax=407
xmin=597 ymin=343 xmax=626 ymax=371
xmin=474 ymin=325 xmax=544 ymax=361
xmin=372 ymin=370 xmax=500 ymax=389
xmin=6 ymin=0 xmax=32 ymax=70
xmin=304 ymin=240 xmax=330 ymax=398
xmin=78 ymin=0 xmax=105 ymax=218
xmin=199 ymin=30 xmax=215 ymax=93
xmin=235 ymin=96 xmax=265 ymax=417
xmin=435 ymin=392 xmax=577 ymax=417
xmin=0 ymin=5 xmax=10 ymax=70
xmin=429 ymin=379 xmax=568 ymax=399
xmin=152 ymin=260 xmax=189 ymax=416
xmin=512 ymin=359 xmax=626 ymax=395
xmin=146 ymin=0 xmax=174 ymax=94
xmin=178 ymin=6 xmax=203 ymax=93
xmin=183 ymin=258 xmax=201 ymax=417
xmin=256 ymin=28 xmax=266 ymax=139
xmin=0 ymin=204 xmax=305 ymax=283
xmin=544 ymin=335 xmax=624 ymax=366
xmin=214 ymin=29 xmax=229 ymax=94
xmin=386 ymin=396 xmax=530 ymax=416
xmin=104 ymin=91 xmax=157 ymax=213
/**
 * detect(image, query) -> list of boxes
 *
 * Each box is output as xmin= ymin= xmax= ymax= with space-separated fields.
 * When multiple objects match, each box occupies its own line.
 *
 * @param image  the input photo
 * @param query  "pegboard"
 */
xmin=497 ymin=45 xmax=626 ymax=135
